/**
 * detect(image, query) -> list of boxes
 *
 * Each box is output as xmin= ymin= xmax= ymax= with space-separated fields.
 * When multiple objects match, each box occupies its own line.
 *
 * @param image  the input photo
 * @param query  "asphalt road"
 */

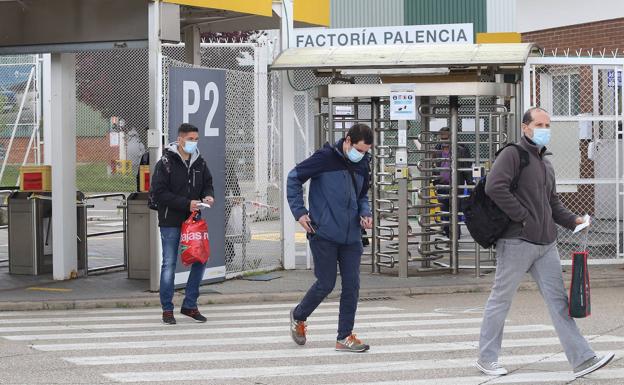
xmin=0 ymin=288 xmax=622 ymax=384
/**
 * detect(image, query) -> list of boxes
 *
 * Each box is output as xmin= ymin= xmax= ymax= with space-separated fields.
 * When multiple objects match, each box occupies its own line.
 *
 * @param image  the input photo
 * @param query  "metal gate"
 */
xmin=524 ymin=57 xmax=624 ymax=262
xmin=315 ymin=80 xmax=518 ymax=277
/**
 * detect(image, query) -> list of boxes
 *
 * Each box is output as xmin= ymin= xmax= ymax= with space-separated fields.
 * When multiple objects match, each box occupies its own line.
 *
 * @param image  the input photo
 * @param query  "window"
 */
xmin=551 ymin=73 xmax=581 ymax=116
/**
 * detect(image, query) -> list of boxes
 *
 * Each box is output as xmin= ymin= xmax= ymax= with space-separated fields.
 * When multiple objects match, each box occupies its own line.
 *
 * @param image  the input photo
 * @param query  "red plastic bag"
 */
xmin=179 ymin=211 xmax=210 ymax=266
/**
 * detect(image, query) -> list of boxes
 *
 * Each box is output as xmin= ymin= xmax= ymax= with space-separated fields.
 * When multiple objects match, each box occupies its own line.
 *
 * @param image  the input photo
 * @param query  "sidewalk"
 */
xmin=1 ymin=263 xmax=623 ymax=311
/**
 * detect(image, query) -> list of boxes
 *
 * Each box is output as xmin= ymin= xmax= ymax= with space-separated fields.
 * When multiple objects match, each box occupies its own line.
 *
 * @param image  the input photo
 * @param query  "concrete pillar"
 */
xmin=184 ymin=25 xmax=201 ymax=66
xmin=277 ymin=0 xmax=296 ymax=269
xmin=50 ymin=53 xmax=77 ymax=280
xmin=148 ymin=0 xmax=163 ymax=291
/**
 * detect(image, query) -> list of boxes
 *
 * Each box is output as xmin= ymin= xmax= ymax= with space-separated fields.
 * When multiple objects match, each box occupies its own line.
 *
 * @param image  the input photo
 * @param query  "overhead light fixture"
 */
xmin=340 ymin=68 xmax=450 ymax=76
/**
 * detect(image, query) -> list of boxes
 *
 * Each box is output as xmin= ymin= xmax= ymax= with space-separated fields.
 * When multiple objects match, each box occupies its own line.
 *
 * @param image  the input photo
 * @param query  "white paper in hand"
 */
xmin=197 ymin=202 xmax=211 ymax=209
xmin=573 ymin=214 xmax=591 ymax=234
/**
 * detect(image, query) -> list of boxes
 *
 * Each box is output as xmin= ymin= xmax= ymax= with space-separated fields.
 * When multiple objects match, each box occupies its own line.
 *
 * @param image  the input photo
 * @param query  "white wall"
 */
xmin=517 ymin=0 xmax=624 ymax=33
xmin=487 ymin=0 xmax=517 ymax=32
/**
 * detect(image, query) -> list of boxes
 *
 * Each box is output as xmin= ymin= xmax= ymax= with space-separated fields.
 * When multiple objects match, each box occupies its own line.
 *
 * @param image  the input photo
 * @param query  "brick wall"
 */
xmin=522 ymin=17 xmax=624 ymax=53
xmin=4 ymin=137 xmax=117 ymax=164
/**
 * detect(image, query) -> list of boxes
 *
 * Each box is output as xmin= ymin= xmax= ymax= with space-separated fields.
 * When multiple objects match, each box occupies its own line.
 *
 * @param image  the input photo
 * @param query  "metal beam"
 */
xmin=50 ymin=53 xmax=77 ymax=280
xmin=278 ymin=0 xmax=296 ymax=270
xmin=148 ymin=0 xmax=163 ymax=292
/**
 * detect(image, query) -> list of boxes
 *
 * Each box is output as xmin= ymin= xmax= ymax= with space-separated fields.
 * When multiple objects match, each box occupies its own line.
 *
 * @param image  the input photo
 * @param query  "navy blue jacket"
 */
xmin=287 ymin=139 xmax=371 ymax=245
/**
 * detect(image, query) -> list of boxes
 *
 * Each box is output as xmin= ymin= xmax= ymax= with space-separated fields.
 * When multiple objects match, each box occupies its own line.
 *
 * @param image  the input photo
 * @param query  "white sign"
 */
xmin=461 ymin=118 xmax=485 ymax=132
xmin=109 ymin=132 xmax=119 ymax=147
xmin=295 ymin=23 xmax=473 ymax=48
xmin=390 ymin=91 xmax=417 ymax=121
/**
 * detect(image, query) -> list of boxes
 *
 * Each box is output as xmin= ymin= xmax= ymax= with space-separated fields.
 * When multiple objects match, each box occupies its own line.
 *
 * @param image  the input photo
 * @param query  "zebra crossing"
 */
xmin=0 ymin=300 xmax=622 ymax=384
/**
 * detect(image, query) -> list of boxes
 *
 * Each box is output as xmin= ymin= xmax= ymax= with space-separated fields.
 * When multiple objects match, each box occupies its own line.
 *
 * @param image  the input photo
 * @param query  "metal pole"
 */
xmin=371 ymin=98 xmax=381 ymax=274
xmin=420 ymin=96 xmax=432 ymax=264
xmin=398 ymin=178 xmax=408 ymax=278
xmin=450 ymin=96 xmax=459 ymax=274
xmin=148 ymin=0 xmax=163 ymax=291
xmin=474 ymin=90 xmax=481 ymax=277
xmin=0 ymin=67 xmax=34 ymax=183
xmin=328 ymin=98 xmax=334 ymax=143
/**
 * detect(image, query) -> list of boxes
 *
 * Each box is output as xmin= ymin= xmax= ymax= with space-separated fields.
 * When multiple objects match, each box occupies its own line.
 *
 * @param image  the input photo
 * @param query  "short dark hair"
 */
xmin=522 ymin=107 xmax=548 ymax=125
xmin=178 ymin=123 xmax=199 ymax=135
xmin=439 ymin=127 xmax=450 ymax=132
xmin=347 ymin=123 xmax=373 ymax=145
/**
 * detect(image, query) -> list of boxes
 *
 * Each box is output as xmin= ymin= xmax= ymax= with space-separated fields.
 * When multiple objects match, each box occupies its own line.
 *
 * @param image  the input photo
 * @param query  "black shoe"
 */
xmin=181 ymin=307 xmax=207 ymax=322
xmin=162 ymin=311 xmax=176 ymax=325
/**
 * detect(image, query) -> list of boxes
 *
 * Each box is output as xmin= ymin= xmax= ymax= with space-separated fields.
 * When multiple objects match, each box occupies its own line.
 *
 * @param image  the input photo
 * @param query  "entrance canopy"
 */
xmin=0 ymin=0 xmax=329 ymax=54
xmin=271 ymin=43 xmax=539 ymax=71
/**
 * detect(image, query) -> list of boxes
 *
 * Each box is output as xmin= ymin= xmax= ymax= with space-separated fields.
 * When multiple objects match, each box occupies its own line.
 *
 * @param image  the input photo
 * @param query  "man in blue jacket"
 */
xmin=287 ymin=124 xmax=373 ymax=353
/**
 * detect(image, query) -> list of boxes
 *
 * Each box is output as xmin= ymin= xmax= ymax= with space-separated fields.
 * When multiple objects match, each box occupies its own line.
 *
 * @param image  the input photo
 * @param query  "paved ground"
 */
xmin=0 ymin=289 xmax=623 ymax=384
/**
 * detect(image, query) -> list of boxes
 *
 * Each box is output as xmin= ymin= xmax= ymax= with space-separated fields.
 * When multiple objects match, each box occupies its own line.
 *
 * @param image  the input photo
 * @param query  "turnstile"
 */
xmin=8 ymin=191 xmax=87 ymax=276
xmin=126 ymin=192 xmax=150 ymax=279
xmin=315 ymin=80 xmax=521 ymax=277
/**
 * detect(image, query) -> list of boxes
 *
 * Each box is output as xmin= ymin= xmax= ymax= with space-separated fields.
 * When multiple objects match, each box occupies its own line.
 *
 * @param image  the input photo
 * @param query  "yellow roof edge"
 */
xmin=163 ymin=0 xmax=273 ymax=18
xmin=294 ymin=0 xmax=330 ymax=27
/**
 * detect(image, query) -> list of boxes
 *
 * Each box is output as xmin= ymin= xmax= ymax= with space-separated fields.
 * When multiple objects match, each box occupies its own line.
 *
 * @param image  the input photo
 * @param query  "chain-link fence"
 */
xmin=162 ymin=44 xmax=282 ymax=276
xmin=0 ymin=55 xmax=39 ymax=187
xmin=529 ymin=62 xmax=624 ymax=260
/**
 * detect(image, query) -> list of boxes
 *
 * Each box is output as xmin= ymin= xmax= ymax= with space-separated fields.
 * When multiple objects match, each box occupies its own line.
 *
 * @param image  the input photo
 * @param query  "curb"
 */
xmin=0 ymin=277 xmax=622 ymax=312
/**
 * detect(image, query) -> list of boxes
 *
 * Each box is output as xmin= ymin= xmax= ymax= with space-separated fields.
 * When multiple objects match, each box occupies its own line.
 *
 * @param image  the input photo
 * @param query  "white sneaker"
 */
xmin=476 ymin=360 xmax=508 ymax=376
xmin=574 ymin=353 xmax=615 ymax=378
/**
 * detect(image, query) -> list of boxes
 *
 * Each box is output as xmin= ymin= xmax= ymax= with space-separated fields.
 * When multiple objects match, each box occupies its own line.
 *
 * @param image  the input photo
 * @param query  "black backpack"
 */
xmin=463 ymin=144 xmax=529 ymax=249
xmin=137 ymin=151 xmax=171 ymax=211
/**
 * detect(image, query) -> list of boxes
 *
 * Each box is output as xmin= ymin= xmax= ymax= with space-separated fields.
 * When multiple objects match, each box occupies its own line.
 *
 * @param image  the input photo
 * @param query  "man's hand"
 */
xmin=203 ymin=196 xmax=215 ymax=206
xmin=360 ymin=216 xmax=373 ymax=229
xmin=575 ymin=216 xmax=590 ymax=225
xmin=298 ymin=214 xmax=315 ymax=233
xmin=190 ymin=200 xmax=202 ymax=211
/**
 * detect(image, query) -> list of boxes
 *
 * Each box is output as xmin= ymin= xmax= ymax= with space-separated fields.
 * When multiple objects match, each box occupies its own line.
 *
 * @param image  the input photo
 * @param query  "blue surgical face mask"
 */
xmin=347 ymin=147 xmax=365 ymax=163
xmin=183 ymin=140 xmax=198 ymax=154
xmin=532 ymin=128 xmax=551 ymax=147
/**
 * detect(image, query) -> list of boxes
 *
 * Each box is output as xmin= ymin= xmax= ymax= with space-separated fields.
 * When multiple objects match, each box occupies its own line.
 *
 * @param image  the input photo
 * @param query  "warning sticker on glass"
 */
xmin=390 ymin=91 xmax=416 ymax=121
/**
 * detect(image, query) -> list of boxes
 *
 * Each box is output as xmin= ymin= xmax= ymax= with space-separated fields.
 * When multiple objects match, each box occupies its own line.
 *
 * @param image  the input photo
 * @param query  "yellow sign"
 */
xmin=476 ymin=32 xmax=522 ymax=44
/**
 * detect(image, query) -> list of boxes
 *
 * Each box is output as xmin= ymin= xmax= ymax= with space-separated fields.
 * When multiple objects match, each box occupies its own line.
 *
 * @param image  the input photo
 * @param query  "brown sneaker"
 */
xmin=162 ymin=311 xmax=176 ymax=325
xmin=180 ymin=308 xmax=207 ymax=322
xmin=289 ymin=308 xmax=307 ymax=345
xmin=336 ymin=334 xmax=370 ymax=352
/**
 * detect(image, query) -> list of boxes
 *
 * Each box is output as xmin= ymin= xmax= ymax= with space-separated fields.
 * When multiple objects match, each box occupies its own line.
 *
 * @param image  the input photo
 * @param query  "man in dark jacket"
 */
xmin=287 ymin=124 xmax=373 ymax=353
xmin=150 ymin=123 xmax=214 ymax=325
xmin=476 ymin=107 xmax=614 ymax=378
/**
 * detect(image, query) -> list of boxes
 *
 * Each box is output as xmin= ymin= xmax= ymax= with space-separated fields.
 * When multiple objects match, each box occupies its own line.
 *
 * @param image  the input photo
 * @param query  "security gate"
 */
xmin=524 ymin=57 xmax=624 ymax=262
xmin=316 ymin=80 xmax=519 ymax=277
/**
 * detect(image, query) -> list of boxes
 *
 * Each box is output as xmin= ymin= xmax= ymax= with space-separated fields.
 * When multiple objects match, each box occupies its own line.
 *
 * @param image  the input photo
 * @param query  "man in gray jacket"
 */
xmin=476 ymin=107 xmax=614 ymax=378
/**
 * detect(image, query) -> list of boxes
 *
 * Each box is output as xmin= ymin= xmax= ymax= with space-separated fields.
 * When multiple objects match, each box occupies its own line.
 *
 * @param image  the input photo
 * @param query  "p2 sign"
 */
xmin=168 ymin=67 xmax=227 ymax=285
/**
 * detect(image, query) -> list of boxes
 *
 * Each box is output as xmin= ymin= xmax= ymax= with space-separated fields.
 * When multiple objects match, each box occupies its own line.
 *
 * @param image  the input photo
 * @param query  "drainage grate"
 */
xmin=359 ymin=296 xmax=394 ymax=302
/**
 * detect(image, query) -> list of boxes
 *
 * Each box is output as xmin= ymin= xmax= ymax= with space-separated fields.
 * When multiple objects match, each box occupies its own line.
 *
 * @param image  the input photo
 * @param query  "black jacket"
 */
xmin=150 ymin=143 xmax=214 ymax=227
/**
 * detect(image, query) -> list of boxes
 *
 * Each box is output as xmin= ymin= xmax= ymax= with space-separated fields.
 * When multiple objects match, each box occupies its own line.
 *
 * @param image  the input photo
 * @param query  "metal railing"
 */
xmin=84 ymin=193 xmax=128 ymax=275
xmin=0 ymin=188 xmax=16 ymax=264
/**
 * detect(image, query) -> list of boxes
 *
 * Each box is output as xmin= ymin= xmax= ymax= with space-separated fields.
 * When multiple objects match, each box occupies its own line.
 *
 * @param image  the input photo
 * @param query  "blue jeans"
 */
xmin=159 ymin=227 xmax=207 ymax=312
xmin=293 ymin=235 xmax=363 ymax=340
